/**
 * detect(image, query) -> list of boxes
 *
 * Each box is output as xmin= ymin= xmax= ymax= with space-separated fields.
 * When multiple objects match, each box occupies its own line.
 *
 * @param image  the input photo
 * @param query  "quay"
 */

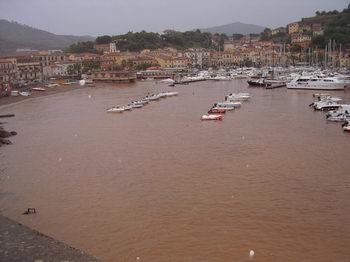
xmin=0 ymin=215 xmax=100 ymax=261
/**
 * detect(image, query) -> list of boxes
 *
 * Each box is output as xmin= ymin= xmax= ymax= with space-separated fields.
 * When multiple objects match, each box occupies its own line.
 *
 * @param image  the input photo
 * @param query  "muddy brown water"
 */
xmin=1 ymin=80 xmax=350 ymax=261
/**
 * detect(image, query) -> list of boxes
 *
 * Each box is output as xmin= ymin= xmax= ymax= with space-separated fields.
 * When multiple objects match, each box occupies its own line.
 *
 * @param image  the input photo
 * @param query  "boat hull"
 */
xmin=287 ymin=83 xmax=345 ymax=90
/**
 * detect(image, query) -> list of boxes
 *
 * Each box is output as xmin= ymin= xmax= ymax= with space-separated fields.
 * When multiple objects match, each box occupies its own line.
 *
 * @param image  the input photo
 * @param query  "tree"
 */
xmin=65 ymin=41 xmax=98 ymax=53
xmin=67 ymin=63 xmax=82 ymax=75
xmin=260 ymin=28 xmax=272 ymax=41
xmin=82 ymin=60 xmax=101 ymax=73
xmin=316 ymin=11 xmax=321 ymax=16
xmin=95 ymin=35 xmax=112 ymax=44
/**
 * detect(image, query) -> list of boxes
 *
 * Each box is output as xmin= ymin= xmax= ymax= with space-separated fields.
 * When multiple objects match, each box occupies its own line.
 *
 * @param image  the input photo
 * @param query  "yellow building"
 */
xmin=340 ymin=57 xmax=350 ymax=68
xmin=102 ymin=52 xmax=137 ymax=66
xmin=287 ymin=22 xmax=300 ymax=35
xmin=155 ymin=55 xmax=188 ymax=68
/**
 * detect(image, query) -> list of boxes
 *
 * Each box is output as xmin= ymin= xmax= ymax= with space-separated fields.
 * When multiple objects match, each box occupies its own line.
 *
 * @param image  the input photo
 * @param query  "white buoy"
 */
xmin=249 ymin=250 xmax=255 ymax=257
xmin=88 ymin=95 xmax=92 ymax=99
xmin=79 ymin=79 xmax=86 ymax=86
xmin=136 ymin=257 xmax=140 ymax=261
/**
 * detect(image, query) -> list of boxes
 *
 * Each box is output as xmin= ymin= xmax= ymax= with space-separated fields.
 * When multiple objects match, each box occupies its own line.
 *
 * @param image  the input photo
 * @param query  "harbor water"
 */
xmin=1 ymin=80 xmax=350 ymax=261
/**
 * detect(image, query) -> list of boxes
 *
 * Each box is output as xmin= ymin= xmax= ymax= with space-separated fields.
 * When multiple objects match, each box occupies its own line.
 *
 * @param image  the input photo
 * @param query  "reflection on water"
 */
xmin=1 ymin=80 xmax=350 ymax=261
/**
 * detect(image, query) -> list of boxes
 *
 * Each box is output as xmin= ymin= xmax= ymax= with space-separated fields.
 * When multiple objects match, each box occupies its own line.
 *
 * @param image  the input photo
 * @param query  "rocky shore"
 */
xmin=0 ymin=122 xmax=16 ymax=147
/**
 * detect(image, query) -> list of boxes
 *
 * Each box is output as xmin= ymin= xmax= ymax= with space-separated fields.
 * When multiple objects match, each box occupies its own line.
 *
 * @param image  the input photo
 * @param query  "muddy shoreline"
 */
xmin=0 ymin=84 xmax=86 ymax=108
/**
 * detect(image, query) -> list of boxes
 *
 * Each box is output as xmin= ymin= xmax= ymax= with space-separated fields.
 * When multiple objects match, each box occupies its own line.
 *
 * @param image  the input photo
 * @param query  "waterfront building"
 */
xmin=291 ymin=33 xmax=312 ymax=48
xmin=136 ymin=67 xmax=186 ymax=79
xmin=68 ymin=53 xmax=101 ymax=62
xmin=94 ymin=43 xmax=110 ymax=53
xmin=287 ymin=22 xmax=300 ymax=34
xmin=0 ymin=58 xmax=17 ymax=83
xmin=154 ymin=55 xmax=189 ymax=69
xmin=101 ymin=52 xmax=137 ymax=66
xmin=34 ymin=51 xmax=69 ymax=67
xmin=312 ymin=24 xmax=324 ymax=36
xmin=17 ymin=62 xmax=42 ymax=82
xmin=89 ymin=70 xmax=137 ymax=82
xmin=42 ymin=61 xmax=75 ymax=78
xmin=340 ymin=55 xmax=350 ymax=68
xmin=130 ymin=56 xmax=158 ymax=68
xmin=183 ymin=48 xmax=210 ymax=68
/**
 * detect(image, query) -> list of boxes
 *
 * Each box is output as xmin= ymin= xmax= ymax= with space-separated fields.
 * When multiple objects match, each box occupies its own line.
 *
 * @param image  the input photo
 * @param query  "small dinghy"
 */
xmin=131 ymin=100 xmax=148 ymax=105
xmin=32 ymin=87 xmax=46 ymax=91
xmin=208 ymin=108 xmax=226 ymax=114
xmin=342 ymin=121 xmax=350 ymax=132
xmin=107 ymin=107 xmax=125 ymax=113
xmin=19 ymin=91 xmax=31 ymax=96
xmin=201 ymin=114 xmax=223 ymax=121
xmin=226 ymin=93 xmax=251 ymax=101
xmin=164 ymin=92 xmax=179 ymax=97
xmin=123 ymin=105 xmax=133 ymax=111
xmin=129 ymin=103 xmax=143 ymax=108
xmin=327 ymin=113 xmax=350 ymax=122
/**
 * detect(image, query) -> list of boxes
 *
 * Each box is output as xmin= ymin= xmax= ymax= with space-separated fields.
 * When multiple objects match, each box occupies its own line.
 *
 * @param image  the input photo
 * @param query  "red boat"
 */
xmin=208 ymin=108 xmax=226 ymax=114
xmin=201 ymin=114 xmax=223 ymax=121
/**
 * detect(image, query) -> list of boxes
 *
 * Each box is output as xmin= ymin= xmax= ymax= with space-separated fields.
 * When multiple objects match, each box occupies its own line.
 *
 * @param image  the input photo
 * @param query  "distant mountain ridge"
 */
xmin=201 ymin=21 xmax=266 ymax=35
xmin=0 ymin=19 xmax=94 ymax=53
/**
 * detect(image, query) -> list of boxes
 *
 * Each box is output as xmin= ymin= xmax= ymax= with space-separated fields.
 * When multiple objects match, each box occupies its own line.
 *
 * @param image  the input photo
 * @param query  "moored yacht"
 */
xmin=287 ymin=76 xmax=346 ymax=90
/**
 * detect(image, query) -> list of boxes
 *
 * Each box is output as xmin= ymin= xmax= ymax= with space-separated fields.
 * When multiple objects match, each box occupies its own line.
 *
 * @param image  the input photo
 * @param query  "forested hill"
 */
xmin=67 ymin=30 xmax=219 ymax=53
xmin=310 ymin=6 xmax=350 ymax=48
xmin=0 ymin=19 xmax=94 ymax=53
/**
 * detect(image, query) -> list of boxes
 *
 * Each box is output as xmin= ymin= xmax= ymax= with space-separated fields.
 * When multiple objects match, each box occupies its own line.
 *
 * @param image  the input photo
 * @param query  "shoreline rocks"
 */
xmin=0 ymin=124 xmax=16 ymax=147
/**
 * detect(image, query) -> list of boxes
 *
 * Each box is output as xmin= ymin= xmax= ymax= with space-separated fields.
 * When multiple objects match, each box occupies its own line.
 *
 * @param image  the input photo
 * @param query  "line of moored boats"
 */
xmin=309 ymin=93 xmax=350 ymax=132
xmin=201 ymin=93 xmax=251 ymax=121
xmin=106 ymin=92 xmax=179 ymax=113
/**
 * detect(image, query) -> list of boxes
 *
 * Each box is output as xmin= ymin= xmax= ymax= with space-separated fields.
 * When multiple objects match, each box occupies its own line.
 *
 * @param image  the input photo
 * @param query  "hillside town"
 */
xmin=1 ymin=8 xmax=350 ymax=96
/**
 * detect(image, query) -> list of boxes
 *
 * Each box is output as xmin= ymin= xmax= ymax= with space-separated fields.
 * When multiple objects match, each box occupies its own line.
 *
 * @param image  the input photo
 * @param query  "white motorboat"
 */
xmin=11 ymin=90 xmax=19 ymax=96
xmin=128 ymin=103 xmax=143 ymax=108
xmin=107 ymin=107 xmax=125 ymax=113
xmin=144 ymin=94 xmax=161 ymax=101
xmin=19 ymin=91 xmax=31 ymax=96
xmin=163 ymin=92 xmax=179 ymax=97
xmin=287 ymin=76 xmax=346 ymax=90
xmin=130 ymin=100 xmax=148 ymax=105
xmin=226 ymin=93 xmax=251 ymax=101
xmin=313 ymin=93 xmax=330 ymax=98
xmin=201 ymin=114 xmax=223 ymax=121
xmin=343 ymin=121 xmax=350 ymax=132
xmin=314 ymin=100 xmax=340 ymax=111
xmin=326 ymin=112 xmax=350 ymax=122
xmin=32 ymin=87 xmax=46 ymax=91
xmin=160 ymin=78 xmax=175 ymax=84
xmin=123 ymin=105 xmax=133 ymax=111
xmin=215 ymin=101 xmax=241 ymax=108
xmin=47 ymin=83 xmax=59 ymax=88
xmin=157 ymin=93 xmax=168 ymax=98
xmin=326 ymin=105 xmax=350 ymax=117
xmin=212 ymin=105 xmax=235 ymax=111
xmin=210 ymin=76 xmax=231 ymax=81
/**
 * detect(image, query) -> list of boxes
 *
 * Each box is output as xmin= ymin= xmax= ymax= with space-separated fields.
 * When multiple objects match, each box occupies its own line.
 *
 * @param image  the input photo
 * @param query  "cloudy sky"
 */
xmin=0 ymin=0 xmax=348 ymax=36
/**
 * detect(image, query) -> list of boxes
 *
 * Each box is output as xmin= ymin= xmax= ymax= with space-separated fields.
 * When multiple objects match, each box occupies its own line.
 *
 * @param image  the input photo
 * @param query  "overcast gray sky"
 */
xmin=0 ymin=0 xmax=348 ymax=36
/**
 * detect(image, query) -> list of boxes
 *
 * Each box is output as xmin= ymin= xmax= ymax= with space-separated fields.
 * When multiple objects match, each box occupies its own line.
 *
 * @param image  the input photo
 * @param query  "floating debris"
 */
xmin=22 ymin=208 xmax=36 ymax=215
